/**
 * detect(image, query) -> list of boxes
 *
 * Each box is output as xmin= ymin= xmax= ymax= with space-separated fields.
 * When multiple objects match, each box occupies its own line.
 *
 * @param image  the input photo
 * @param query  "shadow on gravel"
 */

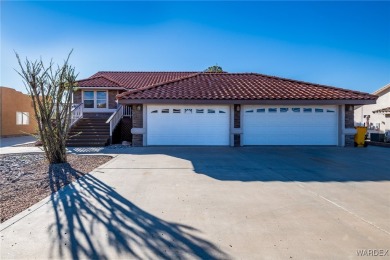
xmin=47 ymin=164 xmax=227 ymax=259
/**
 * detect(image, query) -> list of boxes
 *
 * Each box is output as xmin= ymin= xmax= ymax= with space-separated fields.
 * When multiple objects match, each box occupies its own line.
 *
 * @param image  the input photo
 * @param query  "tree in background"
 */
xmin=204 ymin=64 xmax=224 ymax=73
xmin=15 ymin=51 xmax=78 ymax=163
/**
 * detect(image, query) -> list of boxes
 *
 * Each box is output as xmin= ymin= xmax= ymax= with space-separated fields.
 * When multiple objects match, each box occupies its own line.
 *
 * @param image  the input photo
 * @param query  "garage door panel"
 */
xmin=243 ymin=105 xmax=338 ymax=145
xmin=147 ymin=105 xmax=230 ymax=145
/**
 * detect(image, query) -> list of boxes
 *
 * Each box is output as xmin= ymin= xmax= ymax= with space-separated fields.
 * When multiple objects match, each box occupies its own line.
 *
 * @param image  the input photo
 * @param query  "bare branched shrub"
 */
xmin=15 ymin=51 xmax=78 ymax=163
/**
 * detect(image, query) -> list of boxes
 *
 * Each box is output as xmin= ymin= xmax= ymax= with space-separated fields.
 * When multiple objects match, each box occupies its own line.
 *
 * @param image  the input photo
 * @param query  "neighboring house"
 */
xmin=354 ymin=84 xmax=390 ymax=133
xmin=0 ymin=86 xmax=38 ymax=137
xmin=71 ymin=71 xmax=376 ymax=147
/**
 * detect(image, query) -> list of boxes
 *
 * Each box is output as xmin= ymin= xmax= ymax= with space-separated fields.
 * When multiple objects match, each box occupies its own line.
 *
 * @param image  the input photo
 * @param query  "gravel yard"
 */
xmin=0 ymin=153 xmax=112 ymax=222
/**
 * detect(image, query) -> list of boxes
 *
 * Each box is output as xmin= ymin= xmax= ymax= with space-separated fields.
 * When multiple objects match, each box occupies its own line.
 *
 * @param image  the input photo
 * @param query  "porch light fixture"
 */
xmin=136 ymin=105 xmax=141 ymax=111
xmin=236 ymin=105 xmax=241 ymax=112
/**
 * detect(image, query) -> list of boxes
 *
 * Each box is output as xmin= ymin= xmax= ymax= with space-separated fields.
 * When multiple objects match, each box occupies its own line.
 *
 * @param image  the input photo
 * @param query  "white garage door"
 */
xmin=243 ymin=105 xmax=338 ymax=145
xmin=147 ymin=105 xmax=230 ymax=145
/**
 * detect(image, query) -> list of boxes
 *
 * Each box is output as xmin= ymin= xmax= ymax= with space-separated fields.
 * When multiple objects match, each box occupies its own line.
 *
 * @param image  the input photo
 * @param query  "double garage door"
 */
xmin=243 ymin=105 xmax=338 ymax=145
xmin=147 ymin=105 xmax=230 ymax=145
xmin=146 ymin=105 xmax=338 ymax=146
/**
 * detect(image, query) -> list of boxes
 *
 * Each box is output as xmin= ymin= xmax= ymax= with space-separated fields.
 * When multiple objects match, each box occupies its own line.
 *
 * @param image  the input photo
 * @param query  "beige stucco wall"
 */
xmin=354 ymin=85 xmax=390 ymax=132
xmin=0 ymin=87 xmax=38 ymax=137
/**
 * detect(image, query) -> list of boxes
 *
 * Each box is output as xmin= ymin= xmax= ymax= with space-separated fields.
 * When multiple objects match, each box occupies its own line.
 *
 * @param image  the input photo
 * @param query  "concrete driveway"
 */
xmin=0 ymin=136 xmax=36 ymax=148
xmin=1 ymin=146 xmax=389 ymax=259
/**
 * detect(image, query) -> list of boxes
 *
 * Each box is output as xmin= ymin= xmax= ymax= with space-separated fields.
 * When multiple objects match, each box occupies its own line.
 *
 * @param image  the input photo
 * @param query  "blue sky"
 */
xmin=1 ymin=1 xmax=389 ymax=94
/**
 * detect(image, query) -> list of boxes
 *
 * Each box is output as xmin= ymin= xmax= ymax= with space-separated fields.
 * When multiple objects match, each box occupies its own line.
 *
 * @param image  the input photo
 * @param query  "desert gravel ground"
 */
xmin=0 ymin=153 xmax=112 ymax=222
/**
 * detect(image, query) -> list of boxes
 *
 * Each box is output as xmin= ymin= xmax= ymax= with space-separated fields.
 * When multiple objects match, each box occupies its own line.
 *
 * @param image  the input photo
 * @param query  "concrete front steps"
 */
xmin=66 ymin=118 xmax=110 ymax=147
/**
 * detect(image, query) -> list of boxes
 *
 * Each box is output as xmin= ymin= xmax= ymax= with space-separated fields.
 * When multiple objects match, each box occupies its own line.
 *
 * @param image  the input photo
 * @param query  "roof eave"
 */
xmin=76 ymin=86 xmax=126 ymax=90
xmin=372 ymin=83 xmax=390 ymax=96
xmin=118 ymin=99 xmax=377 ymax=105
xmin=373 ymin=107 xmax=390 ymax=114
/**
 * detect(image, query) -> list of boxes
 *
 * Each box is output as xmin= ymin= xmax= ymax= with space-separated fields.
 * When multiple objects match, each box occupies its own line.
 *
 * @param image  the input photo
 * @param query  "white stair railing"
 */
xmin=123 ymin=105 xmax=132 ymax=117
xmin=106 ymin=105 xmax=123 ymax=140
xmin=70 ymin=103 xmax=83 ymax=127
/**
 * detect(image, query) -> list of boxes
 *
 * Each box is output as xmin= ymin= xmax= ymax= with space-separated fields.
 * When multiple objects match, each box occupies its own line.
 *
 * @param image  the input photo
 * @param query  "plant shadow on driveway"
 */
xmin=47 ymin=164 xmax=228 ymax=259
xmin=78 ymin=146 xmax=390 ymax=182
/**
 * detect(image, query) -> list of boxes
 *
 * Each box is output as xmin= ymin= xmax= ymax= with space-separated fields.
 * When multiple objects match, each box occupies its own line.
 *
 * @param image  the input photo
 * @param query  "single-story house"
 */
xmin=0 ymin=86 xmax=38 ymax=137
xmin=72 ymin=71 xmax=377 ymax=147
xmin=354 ymin=83 xmax=390 ymax=133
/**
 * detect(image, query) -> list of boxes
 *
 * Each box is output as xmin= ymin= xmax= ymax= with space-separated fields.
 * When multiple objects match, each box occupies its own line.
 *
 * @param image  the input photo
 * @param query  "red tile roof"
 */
xmin=117 ymin=72 xmax=377 ymax=101
xmin=78 ymin=71 xmax=198 ymax=89
xmin=77 ymin=76 xmax=122 ymax=88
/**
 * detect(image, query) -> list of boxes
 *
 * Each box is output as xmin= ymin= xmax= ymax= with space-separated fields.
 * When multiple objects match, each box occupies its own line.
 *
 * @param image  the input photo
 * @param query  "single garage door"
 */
xmin=147 ymin=105 xmax=230 ymax=145
xmin=243 ymin=105 xmax=338 ymax=145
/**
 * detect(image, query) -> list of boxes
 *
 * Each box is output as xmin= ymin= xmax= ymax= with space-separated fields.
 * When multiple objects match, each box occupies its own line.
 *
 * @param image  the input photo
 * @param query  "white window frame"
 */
xmin=83 ymin=90 xmax=95 ymax=108
xmin=96 ymin=90 xmax=108 ymax=109
xmin=16 ymin=112 xmax=29 ymax=125
xmin=82 ymin=90 xmax=108 ymax=110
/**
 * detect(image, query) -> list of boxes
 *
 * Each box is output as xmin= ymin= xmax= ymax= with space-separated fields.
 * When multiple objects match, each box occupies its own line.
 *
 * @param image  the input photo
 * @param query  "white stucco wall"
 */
xmin=354 ymin=85 xmax=390 ymax=132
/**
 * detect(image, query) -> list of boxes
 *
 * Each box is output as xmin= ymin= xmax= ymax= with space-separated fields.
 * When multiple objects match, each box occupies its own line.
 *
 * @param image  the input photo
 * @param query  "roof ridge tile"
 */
xmin=77 ymin=75 xmax=122 ymax=87
xmin=117 ymin=73 xmax=200 ymax=99
xmin=251 ymin=72 xmax=374 ymax=96
xmin=95 ymin=71 xmax=200 ymax=74
xmin=98 ymin=74 xmax=123 ymax=87
xmin=77 ymin=76 xmax=123 ymax=88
